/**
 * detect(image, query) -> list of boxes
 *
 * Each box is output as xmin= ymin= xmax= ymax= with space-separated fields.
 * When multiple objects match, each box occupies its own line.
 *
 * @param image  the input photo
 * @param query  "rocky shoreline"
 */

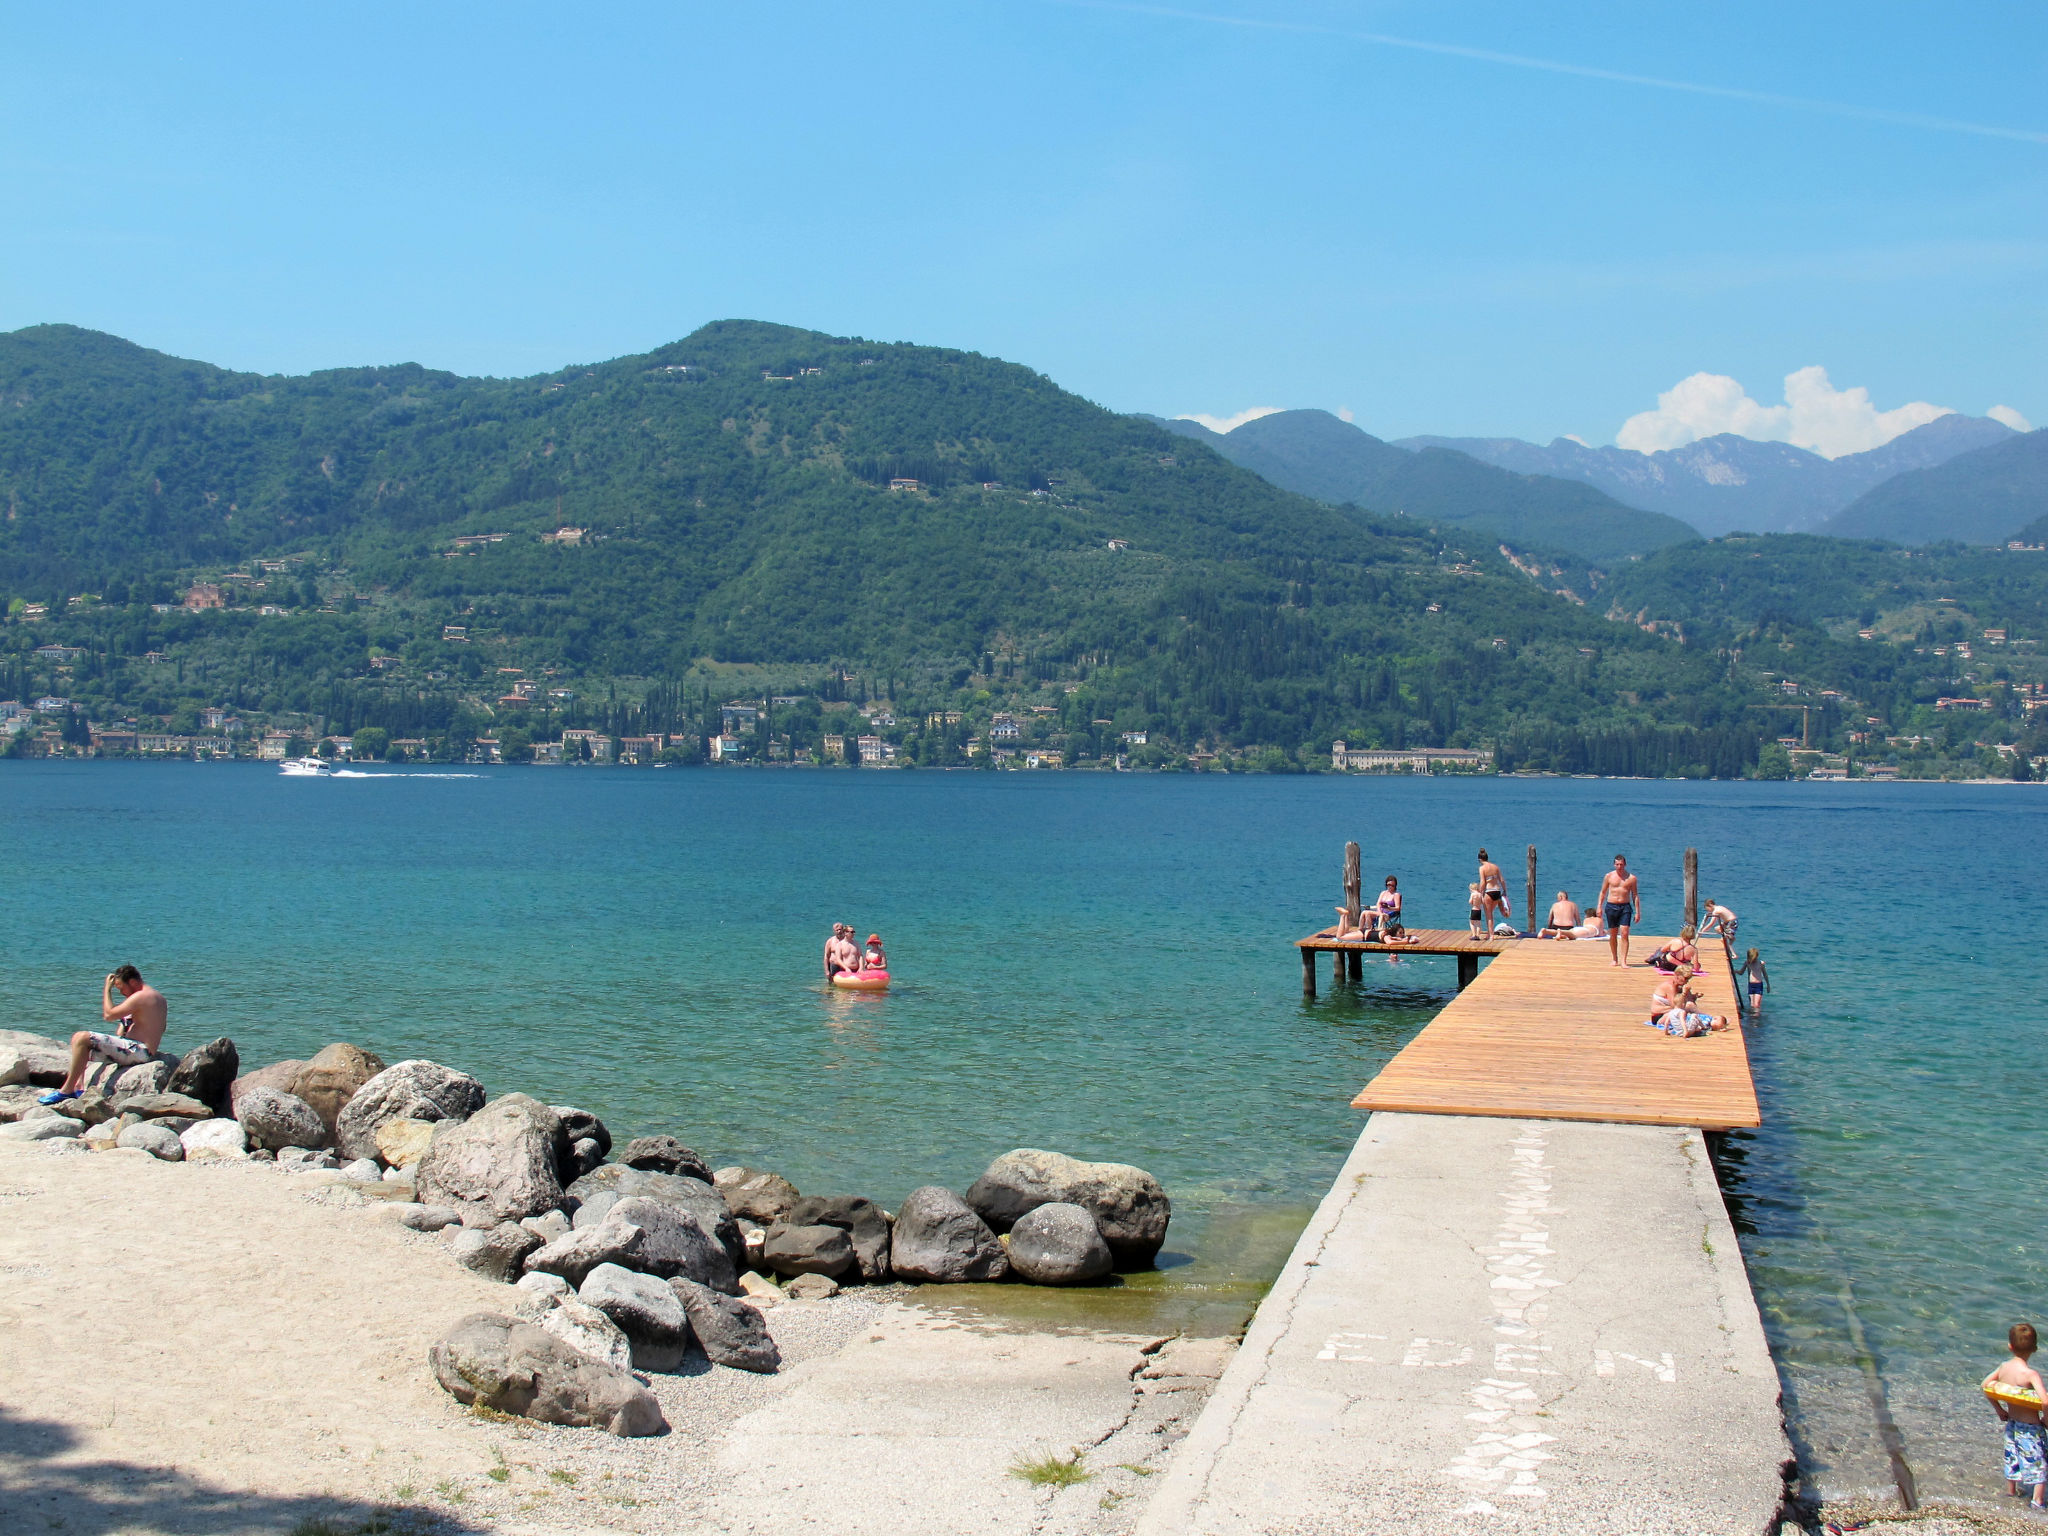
xmin=0 ymin=1029 xmax=1172 ymax=1440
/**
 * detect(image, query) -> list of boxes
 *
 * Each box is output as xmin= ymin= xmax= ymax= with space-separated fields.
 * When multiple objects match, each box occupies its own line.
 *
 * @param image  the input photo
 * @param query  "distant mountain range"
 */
xmin=1151 ymin=410 xmax=1697 ymax=565
xmin=1823 ymin=427 xmax=2048 ymax=545
xmin=1397 ymin=414 xmax=2018 ymax=537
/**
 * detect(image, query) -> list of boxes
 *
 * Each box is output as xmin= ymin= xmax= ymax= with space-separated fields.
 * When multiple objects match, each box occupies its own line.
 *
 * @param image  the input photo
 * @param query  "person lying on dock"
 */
xmin=40 ymin=966 xmax=166 ymax=1104
xmin=1986 ymin=1322 xmax=2046 ymax=1509
xmin=1647 ymin=966 xmax=1731 ymax=1036
xmin=1539 ymin=891 xmax=1582 ymax=938
xmin=1332 ymin=905 xmax=1373 ymax=941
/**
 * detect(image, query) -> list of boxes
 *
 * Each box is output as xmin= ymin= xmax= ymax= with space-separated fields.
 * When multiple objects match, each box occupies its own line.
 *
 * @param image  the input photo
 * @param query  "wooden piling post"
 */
xmin=1684 ymin=848 xmax=1699 ymax=933
xmin=1301 ymin=945 xmax=1317 ymax=998
xmin=1342 ymin=841 xmax=1362 ymax=934
xmin=1526 ymin=845 xmax=1537 ymax=938
xmin=1457 ymin=953 xmax=1479 ymax=991
xmin=1348 ymin=948 xmax=1364 ymax=981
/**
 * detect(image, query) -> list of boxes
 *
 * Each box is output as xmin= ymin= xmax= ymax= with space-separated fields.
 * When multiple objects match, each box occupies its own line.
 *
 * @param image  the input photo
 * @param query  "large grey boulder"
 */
xmin=429 ymin=1312 xmax=664 ymax=1436
xmin=551 ymin=1107 xmax=610 ymax=1180
xmin=1 ymin=1114 xmax=84 ymax=1142
xmin=52 ymin=1091 xmax=118 ymax=1127
xmin=786 ymin=1195 xmax=892 ymax=1281
xmin=567 ymin=1166 xmax=744 ymax=1272
xmin=713 ymin=1166 xmax=801 ymax=1223
xmin=537 ymin=1298 xmax=633 ymax=1372
xmin=116 ymin=1121 xmax=185 ymax=1160
xmin=671 ymin=1277 xmax=780 ymax=1373
xmin=617 ymin=1136 xmax=712 ymax=1182
xmin=889 ymin=1186 xmax=1009 ymax=1283
xmin=0 ymin=1084 xmax=50 ymax=1122
xmin=579 ymin=1263 xmax=692 ymax=1372
xmin=965 ymin=1149 xmax=1171 ymax=1265
xmin=290 ymin=1043 xmax=388 ymax=1138
xmin=608 ymin=1196 xmax=738 ymax=1293
xmin=1007 ymin=1201 xmax=1114 ymax=1285
xmin=761 ymin=1223 xmax=855 ymax=1279
xmin=116 ymin=1091 xmax=213 ymax=1122
xmin=179 ymin=1118 xmax=249 ymax=1160
xmin=448 ymin=1221 xmax=544 ymax=1283
xmin=0 ymin=1030 xmax=73 ymax=1087
xmin=236 ymin=1087 xmax=330 ymax=1151
xmin=335 ymin=1059 xmax=484 ymax=1162
xmin=96 ymin=1058 xmax=174 ymax=1099
xmin=415 ymin=1093 xmax=566 ymax=1224
xmin=164 ymin=1037 xmax=239 ymax=1117
xmin=230 ymin=1059 xmax=305 ymax=1115
xmin=524 ymin=1222 xmax=647 ymax=1288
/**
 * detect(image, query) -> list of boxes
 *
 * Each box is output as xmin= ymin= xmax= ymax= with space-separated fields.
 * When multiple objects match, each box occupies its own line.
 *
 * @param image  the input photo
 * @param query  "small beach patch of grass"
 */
xmin=1009 ymin=1449 xmax=1093 ymax=1487
xmin=550 ymin=1469 xmax=579 ymax=1485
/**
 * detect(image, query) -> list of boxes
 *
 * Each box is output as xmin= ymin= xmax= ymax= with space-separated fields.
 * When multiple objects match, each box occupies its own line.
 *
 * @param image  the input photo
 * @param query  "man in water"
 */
xmin=1598 ymin=855 xmax=1640 ymax=968
xmin=1476 ymin=848 xmax=1510 ymax=933
xmin=824 ymin=923 xmax=861 ymax=979
xmin=40 ymin=966 xmax=166 ymax=1103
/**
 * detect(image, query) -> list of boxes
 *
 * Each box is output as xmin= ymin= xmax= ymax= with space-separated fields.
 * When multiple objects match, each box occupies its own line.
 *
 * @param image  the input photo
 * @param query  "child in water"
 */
xmin=1741 ymin=948 xmax=1770 ymax=1014
xmin=1986 ymin=1322 xmax=2047 ymax=1508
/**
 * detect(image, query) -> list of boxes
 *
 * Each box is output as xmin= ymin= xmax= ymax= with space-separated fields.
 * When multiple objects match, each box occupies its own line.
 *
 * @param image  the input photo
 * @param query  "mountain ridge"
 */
xmin=1397 ymin=414 xmax=2017 ymax=536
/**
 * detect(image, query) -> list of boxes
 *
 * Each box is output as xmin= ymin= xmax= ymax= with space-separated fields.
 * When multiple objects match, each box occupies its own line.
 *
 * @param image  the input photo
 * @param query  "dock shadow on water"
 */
xmin=919 ymin=1202 xmax=1316 ymax=1338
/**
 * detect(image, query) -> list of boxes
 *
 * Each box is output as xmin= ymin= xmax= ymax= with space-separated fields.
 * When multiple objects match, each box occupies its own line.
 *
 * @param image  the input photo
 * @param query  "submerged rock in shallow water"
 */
xmin=1006 ymin=1201 xmax=1113 ymax=1285
xmin=889 ymin=1186 xmax=1008 ymax=1283
xmin=965 ymin=1148 xmax=1170 ymax=1265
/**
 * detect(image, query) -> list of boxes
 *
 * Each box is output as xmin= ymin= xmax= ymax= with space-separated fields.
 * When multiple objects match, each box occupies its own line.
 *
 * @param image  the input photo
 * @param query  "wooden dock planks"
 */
xmin=1350 ymin=935 xmax=1760 ymax=1130
xmin=1297 ymin=926 xmax=1511 ymax=957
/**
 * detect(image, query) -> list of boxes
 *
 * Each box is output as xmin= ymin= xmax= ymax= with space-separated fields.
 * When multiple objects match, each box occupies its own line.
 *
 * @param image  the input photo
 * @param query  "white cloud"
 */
xmin=1615 ymin=366 xmax=1953 ymax=459
xmin=1989 ymin=404 xmax=2034 ymax=432
xmin=1177 ymin=406 xmax=1282 ymax=434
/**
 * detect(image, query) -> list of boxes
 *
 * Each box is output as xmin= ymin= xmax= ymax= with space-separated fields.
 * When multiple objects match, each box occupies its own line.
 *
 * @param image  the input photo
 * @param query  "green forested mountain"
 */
xmin=1820 ymin=429 xmax=2048 ymax=545
xmin=1155 ymin=409 xmax=1700 ymax=563
xmin=0 ymin=321 xmax=2036 ymax=776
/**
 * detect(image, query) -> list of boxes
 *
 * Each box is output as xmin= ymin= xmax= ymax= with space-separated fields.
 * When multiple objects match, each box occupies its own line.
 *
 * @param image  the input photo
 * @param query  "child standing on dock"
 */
xmin=1741 ymin=948 xmax=1770 ymax=1013
xmin=1986 ymin=1323 xmax=2046 ymax=1509
xmin=1467 ymin=882 xmax=1485 ymax=938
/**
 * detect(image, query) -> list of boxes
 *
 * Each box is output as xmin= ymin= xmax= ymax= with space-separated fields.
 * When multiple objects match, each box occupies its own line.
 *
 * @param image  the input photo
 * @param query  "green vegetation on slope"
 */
xmin=1 ymin=321 xmax=2035 ymax=778
xmin=1821 ymin=429 xmax=2048 ymax=545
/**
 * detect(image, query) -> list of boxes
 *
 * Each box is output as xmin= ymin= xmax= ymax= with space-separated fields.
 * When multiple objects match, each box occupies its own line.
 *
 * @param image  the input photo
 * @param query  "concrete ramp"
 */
xmin=1137 ymin=1113 xmax=1791 ymax=1536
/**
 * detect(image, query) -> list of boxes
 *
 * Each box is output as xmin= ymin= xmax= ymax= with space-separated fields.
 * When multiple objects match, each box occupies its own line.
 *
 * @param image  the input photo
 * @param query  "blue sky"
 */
xmin=1 ymin=2 xmax=2041 ymax=446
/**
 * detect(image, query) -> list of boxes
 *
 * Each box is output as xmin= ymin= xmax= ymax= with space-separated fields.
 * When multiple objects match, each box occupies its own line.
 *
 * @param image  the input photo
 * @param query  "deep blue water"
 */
xmin=2 ymin=762 xmax=2040 ymax=1500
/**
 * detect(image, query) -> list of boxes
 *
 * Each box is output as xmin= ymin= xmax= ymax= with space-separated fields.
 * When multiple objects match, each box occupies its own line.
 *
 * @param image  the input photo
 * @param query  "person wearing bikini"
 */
xmin=1598 ymin=855 xmax=1639 ymax=968
xmin=1986 ymin=1322 xmax=2046 ymax=1508
xmin=1475 ymin=849 xmax=1510 ymax=934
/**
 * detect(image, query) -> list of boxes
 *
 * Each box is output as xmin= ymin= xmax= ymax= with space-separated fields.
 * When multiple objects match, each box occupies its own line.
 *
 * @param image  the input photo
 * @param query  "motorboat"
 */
xmin=280 ymin=756 xmax=331 ymax=776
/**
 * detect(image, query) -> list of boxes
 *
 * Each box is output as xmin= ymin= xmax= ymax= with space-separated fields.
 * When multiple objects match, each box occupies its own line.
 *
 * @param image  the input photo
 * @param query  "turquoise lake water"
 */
xmin=2 ymin=762 xmax=2040 ymax=1502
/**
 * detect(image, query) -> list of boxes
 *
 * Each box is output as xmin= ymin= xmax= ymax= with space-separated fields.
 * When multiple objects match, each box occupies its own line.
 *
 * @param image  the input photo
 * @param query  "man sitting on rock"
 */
xmin=39 ymin=966 xmax=167 ymax=1105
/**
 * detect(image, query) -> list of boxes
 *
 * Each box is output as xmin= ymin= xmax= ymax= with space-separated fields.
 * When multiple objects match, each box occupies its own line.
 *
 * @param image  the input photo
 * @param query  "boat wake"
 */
xmin=327 ymin=770 xmax=483 ymax=779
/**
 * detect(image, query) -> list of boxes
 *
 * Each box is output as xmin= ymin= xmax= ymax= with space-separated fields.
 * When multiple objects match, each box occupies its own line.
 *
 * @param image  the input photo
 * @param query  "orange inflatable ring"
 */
xmin=831 ymin=971 xmax=890 ymax=991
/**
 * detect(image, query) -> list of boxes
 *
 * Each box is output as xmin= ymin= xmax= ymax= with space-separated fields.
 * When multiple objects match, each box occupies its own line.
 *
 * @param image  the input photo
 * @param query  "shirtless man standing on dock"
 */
xmin=1598 ymin=855 xmax=1639 ymax=968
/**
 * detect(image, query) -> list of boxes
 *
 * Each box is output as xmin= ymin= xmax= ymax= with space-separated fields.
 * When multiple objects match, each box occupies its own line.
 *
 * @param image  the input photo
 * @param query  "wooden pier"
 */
xmin=1299 ymin=840 xmax=1758 ymax=1132
xmin=1297 ymin=927 xmax=1508 ymax=993
xmin=1351 ymin=934 xmax=1758 ymax=1130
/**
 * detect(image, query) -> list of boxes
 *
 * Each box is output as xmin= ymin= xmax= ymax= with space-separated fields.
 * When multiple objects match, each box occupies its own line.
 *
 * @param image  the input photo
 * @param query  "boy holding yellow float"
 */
xmin=1985 ymin=1322 xmax=2047 ymax=1508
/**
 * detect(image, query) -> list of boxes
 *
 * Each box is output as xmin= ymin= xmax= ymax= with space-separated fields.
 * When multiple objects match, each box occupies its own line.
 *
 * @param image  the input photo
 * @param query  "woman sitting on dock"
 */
xmin=1374 ymin=876 xmax=1404 ymax=938
xmin=1646 ymin=925 xmax=1701 ymax=973
xmin=1648 ymin=965 xmax=1731 ymax=1036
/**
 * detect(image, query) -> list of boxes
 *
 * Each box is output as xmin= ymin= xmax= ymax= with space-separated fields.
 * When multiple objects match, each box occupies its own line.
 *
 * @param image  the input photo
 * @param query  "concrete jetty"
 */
xmin=1136 ymin=1112 xmax=1791 ymax=1534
